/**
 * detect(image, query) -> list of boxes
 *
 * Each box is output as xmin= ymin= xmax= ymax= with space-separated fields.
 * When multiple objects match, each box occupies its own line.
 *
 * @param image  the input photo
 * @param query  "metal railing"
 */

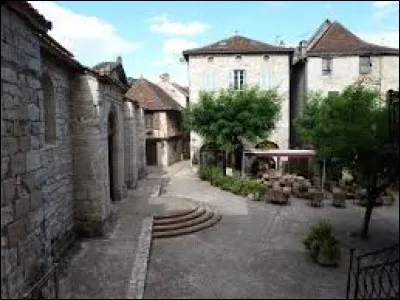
xmin=346 ymin=244 xmax=399 ymax=299
xmin=22 ymin=262 xmax=60 ymax=299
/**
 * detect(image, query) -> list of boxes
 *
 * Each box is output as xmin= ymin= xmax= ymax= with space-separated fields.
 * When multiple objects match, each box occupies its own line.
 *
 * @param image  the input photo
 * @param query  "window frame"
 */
xmin=322 ymin=57 xmax=333 ymax=76
xmin=359 ymin=56 xmax=372 ymax=75
xmin=233 ymin=69 xmax=246 ymax=90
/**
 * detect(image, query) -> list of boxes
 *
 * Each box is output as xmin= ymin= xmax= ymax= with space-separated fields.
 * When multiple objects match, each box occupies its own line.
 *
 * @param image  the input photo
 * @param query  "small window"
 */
xmin=236 ymin=55 xmax=242 ymax=60
xmin=231 ymin=69 xmax=246 ymax=90
xmin=263 ymin=55 xmax=270 ymax=61
xmin=145 ymin=113 xmax=153 ymax=129
xmin=328 ymin=91 xmax=339 ymax=97
xmin=359 ymin=56 xmax=372 ymax=74
xmin=208 ymin=56 xmax=214 ymax=62
xmin=203 ymin=71 xmax=215 ymax=91
xmin=322 ymin=57 xmax=332 ymax=75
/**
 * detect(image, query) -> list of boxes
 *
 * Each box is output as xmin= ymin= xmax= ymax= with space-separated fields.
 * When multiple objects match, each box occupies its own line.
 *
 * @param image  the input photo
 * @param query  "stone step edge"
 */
xmin=152 ymin=213 xmax=222 ymax=238
xmin=153 ymin=205 xmax=199 ymax=220
xmin=153 ymin=210 xmax=214 ymax=232
xmin=153 ymin=206 xmax=206 ymax=226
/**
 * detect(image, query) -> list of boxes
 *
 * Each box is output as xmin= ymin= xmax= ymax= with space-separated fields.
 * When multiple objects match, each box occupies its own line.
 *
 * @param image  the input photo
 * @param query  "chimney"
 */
xmin=116 ymin=56 xmax=122 ymax=65
xmin=160 ymin=73 xmax=170 ymax=83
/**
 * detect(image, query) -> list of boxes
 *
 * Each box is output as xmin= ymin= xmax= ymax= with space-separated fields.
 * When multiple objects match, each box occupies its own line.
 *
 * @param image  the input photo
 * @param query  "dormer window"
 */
xmin=208 ymin=56 xmax=214 ymax=62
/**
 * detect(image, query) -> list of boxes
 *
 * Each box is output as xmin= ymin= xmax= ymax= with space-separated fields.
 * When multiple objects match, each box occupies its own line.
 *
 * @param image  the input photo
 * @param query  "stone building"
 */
xmin=182 ymin=35 xmax=294 ymax=162
xmin=156 ymin=73 xmax=190 ymax=159
xmin=291 ymin=19 xmax=399 ymax=146
xmin=1 ymin=1 xmax=145 ymax=298
xmin=126 ymin=78 xmax=185 ymax=167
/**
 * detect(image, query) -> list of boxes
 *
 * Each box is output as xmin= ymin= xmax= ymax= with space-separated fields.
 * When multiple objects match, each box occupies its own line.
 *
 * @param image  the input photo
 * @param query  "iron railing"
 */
xmin=346 ymin=244 xmax=399 ymax=299
xmin=22 ymin=262 xmax=60 ymax=299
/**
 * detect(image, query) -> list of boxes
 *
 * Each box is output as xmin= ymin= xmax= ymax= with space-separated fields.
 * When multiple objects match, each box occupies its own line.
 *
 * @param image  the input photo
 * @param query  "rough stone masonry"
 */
xmin=1 ymin=2 xmax=146 ymax=298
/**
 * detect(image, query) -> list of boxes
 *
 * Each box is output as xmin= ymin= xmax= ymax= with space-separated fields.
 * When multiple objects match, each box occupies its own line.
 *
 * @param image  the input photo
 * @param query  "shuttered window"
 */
xmin=203 ymin=71 xmax=215 ymax=91
xmin=260 ymin=68 xmax=272 ymax=90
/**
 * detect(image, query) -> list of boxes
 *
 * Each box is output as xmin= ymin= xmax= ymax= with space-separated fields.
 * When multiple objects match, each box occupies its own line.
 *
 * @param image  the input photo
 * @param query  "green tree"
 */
xmin=185 ymin=86 xmax=281 ymax=175
xmin=295 ymin=82 xmax=399 ymax=237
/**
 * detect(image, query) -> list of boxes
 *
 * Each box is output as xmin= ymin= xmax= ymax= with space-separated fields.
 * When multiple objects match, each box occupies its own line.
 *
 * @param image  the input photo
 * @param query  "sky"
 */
xmin=29 ymin=1 xmax=399 ymax=86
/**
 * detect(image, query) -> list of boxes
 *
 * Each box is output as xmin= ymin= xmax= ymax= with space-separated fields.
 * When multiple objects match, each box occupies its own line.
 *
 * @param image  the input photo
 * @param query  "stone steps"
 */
xmin=153 ymin=206 xmax=197 ymax=220
xmin=153 ymin=206 xmax=206 ymax=226
xmin=152 ymin=205 xmax=222 ymax=239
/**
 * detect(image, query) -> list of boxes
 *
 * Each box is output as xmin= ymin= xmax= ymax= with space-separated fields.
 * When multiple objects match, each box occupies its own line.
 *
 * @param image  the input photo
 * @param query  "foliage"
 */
xmin=295 ymin=82 xmax=399 ymax=236
xmin=186 ymin=87 xmax=281 ymax=152
xmin=303 ymin=220 xmax=341 ymax=260
xmin=198 ymin=165 xmax=266 ymax=200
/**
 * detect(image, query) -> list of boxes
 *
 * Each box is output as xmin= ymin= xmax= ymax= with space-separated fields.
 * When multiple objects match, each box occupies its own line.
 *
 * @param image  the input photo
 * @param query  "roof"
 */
xmin=4 ymin=1 xmax=51 ymax=33
xmin=182 ymin=35 xmax=294 ymax=60
xmin=171 ymin=83 xmax=189 ymax=97
xmin=92 ymin=57 xmax=128 ymax=87
xmin=307 ymin=20 xmax=399 ymax=56
xmin=125 ymin=78 xmax=183 ymax=111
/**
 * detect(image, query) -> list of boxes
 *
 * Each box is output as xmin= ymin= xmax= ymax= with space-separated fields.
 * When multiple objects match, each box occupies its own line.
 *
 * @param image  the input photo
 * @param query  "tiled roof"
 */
xmin=171 ymin=83 xmax=189 ymax=97
xmin=5 ymin=1 xmax=52 ymax=33
xmin=307 ymin=20 xmax=399 ymax=56
xmin=183 ymin=35 xmax=293 ymax=59
xmin=125 ymin=78 xmax=183 ymax=111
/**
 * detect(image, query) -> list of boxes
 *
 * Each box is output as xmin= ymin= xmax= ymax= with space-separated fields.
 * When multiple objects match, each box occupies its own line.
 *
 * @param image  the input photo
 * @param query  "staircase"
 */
xmin=152 ymin=204 xmax=222 ymax=238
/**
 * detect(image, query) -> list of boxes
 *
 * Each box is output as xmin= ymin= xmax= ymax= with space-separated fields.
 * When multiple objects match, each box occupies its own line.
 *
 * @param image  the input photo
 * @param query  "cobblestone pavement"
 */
xmin=144 ymin=161 xmax=399 ymax=299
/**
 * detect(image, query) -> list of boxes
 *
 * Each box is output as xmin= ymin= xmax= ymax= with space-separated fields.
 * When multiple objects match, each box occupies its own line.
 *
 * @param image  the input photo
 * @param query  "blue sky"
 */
xmin=30 ymin=1 xmax=399 ymax=85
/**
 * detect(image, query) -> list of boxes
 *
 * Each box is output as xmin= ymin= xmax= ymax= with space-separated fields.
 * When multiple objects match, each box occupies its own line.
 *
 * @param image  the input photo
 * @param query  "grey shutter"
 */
xmin=229 ymin=70 xmax=234 ymax=89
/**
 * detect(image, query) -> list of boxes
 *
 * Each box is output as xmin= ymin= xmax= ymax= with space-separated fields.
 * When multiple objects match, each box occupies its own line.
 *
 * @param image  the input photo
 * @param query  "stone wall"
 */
xmin=187 ymin=54 xmax=291 ymax=161
xmin=1 ymin=5 xmax=74 ymax=298
xmin=307 ymin=56 xmax=399 ymax=96
xmin=124 ymin=101 xmax=138 ymax=189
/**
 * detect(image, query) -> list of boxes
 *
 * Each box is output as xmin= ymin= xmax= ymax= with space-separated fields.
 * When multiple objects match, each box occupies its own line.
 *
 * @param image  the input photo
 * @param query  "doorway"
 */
xmin=146 ymin=140 xmax=157 ymax=165
xmin=108 ymin=109 xmax=117 ymax=201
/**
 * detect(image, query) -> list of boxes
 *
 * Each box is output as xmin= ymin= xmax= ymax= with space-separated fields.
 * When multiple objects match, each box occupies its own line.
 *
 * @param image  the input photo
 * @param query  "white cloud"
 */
xmin=162 ymin=39 xmax=199 ymax=54
xmin=149 ymin=14 xmax=209 ymax=36
xmin=372 ymin=1 xmax=399 ymax=20
xmin=29 ymin=1 xmax=142 ymax=66
xmin=359 ymin=31 xmax=399 ymax=48
xmin=324 ymin=3 xmax=333 ymax=9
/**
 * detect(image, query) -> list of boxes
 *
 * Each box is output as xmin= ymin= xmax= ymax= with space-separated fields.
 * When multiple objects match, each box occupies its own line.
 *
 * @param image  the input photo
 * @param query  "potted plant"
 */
xmin=303 ymin=221 xmax=341 ymax=267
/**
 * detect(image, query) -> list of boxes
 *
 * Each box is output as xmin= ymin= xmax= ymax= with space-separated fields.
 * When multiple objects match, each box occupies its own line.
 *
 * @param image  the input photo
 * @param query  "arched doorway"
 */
xmin=108 ymin=108 xmax=117 ymax=201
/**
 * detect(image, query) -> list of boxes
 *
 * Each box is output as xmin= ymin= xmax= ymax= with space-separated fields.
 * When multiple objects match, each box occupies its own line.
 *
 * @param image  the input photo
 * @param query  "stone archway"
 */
xmin=108 ymin=107 xmax=118 ymax=201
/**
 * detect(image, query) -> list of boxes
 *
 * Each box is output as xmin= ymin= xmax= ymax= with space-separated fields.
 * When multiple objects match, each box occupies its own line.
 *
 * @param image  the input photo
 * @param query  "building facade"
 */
xmin=1 ymin=2 xmax=145 ymax=298
xmin=126 ymin=78 xmax=185 ymax=167
xmin=291 ymin=19 xmax=399 ymax=146
xmin=183 ymin=35 xmax=294 ymax=162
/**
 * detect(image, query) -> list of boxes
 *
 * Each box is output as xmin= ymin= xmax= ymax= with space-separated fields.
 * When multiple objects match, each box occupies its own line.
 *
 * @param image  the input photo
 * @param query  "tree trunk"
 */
xmin=361 ymin=197 xmax=374 ymax=238
xmin=222 ymin=150 xmax=227 ymax=176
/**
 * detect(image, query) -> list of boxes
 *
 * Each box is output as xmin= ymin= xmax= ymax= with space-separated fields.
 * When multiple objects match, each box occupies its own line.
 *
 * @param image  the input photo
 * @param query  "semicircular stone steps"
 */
xmin=152 ymin=202 xmax=222 ymax=239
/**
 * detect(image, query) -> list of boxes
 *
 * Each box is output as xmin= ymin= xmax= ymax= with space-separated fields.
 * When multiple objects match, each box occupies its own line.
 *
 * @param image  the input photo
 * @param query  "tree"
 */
xmin=295 ymin=82 xmax=399 ymax=237
xmin=186 ymin=86 xmax=281 ymax=175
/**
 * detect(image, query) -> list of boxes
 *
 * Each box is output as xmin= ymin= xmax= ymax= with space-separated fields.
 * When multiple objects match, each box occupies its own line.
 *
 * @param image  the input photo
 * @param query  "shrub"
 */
xmin=198 ymin=165 xmax=267 ymax=199
xmin=303 ymin=220 xmax=340 ymax=260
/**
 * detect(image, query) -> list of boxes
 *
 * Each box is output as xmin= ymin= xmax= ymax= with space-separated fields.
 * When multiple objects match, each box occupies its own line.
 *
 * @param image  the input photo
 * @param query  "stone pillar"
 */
xmin=70 ymin=74 xmax=109 ymax=237
xmin=136 ymin=107 xmax=146 ymax=178
xmin=123 ymin=101 xmax=137 ymax=189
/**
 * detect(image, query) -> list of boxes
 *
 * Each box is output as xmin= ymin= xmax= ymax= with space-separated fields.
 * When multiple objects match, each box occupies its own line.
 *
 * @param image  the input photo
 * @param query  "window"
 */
xmin=322 ymin=57 xmax=332 ymax=75
xmin=236 ymin=55 xmax=242 ymax=60
xmin=145 ymin=113 xmax=153 ymax=129
xmin=263 ymin=55 xmax=270 ymax=61
xmin=203 ymin=71 xmax=215 ymax=91
xmin=41 ymin=73 xmax=57 ymax=143
xmin=230 ymin=70 xmax=246 ymax=90
xmin=208 ymin=56 xmax=214 ymax=62
xmin=359 ymin=56 xmax=372 ymax=74
xmin=260 ymin=68 xmax=272 ymax=90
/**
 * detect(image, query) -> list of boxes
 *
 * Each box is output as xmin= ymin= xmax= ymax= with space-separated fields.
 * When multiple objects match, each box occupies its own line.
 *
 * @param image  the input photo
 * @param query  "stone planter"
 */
xmin=272 ymin=189 xmax=290 ymax=205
